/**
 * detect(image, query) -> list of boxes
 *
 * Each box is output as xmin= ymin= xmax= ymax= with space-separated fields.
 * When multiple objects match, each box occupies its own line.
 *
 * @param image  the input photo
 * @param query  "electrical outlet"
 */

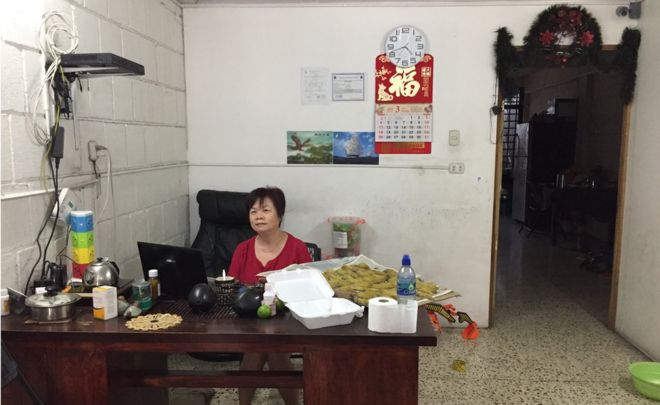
xmin=448 ymin=162 xmax=465 ymax=174
xmin=51 ymin=188 xmax=78 ymax=225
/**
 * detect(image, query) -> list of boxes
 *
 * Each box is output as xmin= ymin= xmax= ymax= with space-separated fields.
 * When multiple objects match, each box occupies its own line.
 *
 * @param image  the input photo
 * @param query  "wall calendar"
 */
xmin=374 ymin=53 xmax=434 ymax=153
xmin=375 ymin=103 xmax=432 ymax=142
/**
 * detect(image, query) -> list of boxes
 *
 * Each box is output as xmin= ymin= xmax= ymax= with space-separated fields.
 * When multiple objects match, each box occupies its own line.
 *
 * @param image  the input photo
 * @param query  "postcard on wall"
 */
xmin=301 ymin=67 xmax=329 ymax=105
xmin=332 ymin=132 xmax=379 ymax=165
xmin=287 ymin=131 xmax=333 ymax=164
xmin=332 ymin=73 xmax=365 ymax=101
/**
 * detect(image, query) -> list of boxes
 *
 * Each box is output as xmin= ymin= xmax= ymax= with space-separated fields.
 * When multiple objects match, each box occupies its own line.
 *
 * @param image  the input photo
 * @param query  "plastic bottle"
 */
xmin=262 ymin=283 xmax=277 ymax=316
xmin=397 ymin=254 xmax=417 ymax=304
xmin=148 ymin=269 xmax=160 ymax=304
xmin=1 ymin=289 xmax=9 ymax=316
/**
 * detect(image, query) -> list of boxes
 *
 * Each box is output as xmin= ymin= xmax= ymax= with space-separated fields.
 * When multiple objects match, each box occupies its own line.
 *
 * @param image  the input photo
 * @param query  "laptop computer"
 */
xmin=137 ymin=242 xmax=208 ymax=299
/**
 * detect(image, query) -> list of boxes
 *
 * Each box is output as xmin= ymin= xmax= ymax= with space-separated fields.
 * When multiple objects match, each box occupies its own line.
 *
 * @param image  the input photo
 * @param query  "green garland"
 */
xmin=613 ymin=28 xmax=641 ymax=104
xmin=523 ymin=5 xmax=602 ymax=67
xmin=494 ymin=5 xmax=640 ymax=103
xmin=494 ymin=27 xmax=520 ymax=99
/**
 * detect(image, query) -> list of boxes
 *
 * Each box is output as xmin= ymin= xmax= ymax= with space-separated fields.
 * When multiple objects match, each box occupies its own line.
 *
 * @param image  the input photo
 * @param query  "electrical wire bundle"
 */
xmin=23 ymin=12 xmax=79 ymax=295
xmin=28 ymin=11 xmax=78 ymax=146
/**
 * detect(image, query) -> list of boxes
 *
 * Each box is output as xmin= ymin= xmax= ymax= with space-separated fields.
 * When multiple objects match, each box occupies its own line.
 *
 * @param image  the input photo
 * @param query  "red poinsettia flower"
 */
xmin=539 ymin=30 xmax=555 ymax=46
xmin=580 ymin=31 xmax=594 ymax=47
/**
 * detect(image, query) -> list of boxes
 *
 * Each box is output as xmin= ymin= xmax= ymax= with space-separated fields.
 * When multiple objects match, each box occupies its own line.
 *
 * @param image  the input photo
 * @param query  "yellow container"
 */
xmin=73 ymin=246 xmax=95 ymax=263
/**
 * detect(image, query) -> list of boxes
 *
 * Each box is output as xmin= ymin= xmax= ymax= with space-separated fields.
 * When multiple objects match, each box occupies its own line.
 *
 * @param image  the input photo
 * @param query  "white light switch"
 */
xmin=449 ymin=129 xmax=460 ymax=146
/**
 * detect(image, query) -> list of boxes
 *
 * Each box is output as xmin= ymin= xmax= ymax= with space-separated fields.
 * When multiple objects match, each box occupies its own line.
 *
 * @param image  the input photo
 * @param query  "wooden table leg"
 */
xmin=303 ymin=346 xmax=419 ymax=405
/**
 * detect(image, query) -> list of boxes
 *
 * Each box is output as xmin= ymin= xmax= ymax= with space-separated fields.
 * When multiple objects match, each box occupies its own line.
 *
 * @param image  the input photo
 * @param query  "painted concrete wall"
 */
xmin=183 ymin=3 xmax=630 ymax=326
xmin=1 ymin=0 xmax=189 ymax=292
xmin=616 ymin=0 xmax=660 ymax=360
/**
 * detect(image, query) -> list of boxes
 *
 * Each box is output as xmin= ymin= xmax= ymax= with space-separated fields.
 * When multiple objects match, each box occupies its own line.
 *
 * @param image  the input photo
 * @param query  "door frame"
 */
xmin=488 ymin=45 xmax=630 ymax=330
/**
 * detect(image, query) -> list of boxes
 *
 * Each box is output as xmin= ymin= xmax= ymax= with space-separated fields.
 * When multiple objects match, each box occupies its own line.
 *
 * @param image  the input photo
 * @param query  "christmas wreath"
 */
xmin=494 ymin=6 xmax=640 ymax=104
xmin=523 ymin=5 xmax=602 ymax=66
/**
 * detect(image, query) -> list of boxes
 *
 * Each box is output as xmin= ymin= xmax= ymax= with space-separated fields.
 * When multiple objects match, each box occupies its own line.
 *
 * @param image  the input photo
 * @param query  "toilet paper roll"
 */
xmin=400 ymin=300 xmax=418 ymax=333
xmin=368 ymin=297 xmax=398 ymax=333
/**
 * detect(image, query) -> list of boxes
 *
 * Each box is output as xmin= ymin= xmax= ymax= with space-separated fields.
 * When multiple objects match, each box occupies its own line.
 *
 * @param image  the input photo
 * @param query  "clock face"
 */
xmin=385 ymin=25 xmax=427 ymax=68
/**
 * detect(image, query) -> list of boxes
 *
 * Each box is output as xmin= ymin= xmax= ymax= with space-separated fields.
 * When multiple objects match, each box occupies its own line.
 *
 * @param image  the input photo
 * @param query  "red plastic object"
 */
xmin=462 ymin=322 xmax=479 ymax=340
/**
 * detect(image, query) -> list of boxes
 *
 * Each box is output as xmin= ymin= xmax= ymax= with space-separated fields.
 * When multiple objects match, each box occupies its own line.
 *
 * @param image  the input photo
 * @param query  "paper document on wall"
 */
xmin=301 ymin=67 xmax=329 ymax=105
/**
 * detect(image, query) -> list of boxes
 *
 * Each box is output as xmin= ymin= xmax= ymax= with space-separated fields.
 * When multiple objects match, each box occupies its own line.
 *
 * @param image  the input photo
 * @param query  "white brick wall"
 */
xmin=1 ymin=0 xmax=188 ymax=293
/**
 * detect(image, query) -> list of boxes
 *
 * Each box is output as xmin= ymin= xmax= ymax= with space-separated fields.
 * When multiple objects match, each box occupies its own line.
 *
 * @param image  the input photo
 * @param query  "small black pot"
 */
xmin=232 ymin=288 xmax=262 ymax=318
xmin=187 ymin=283 xmax=217 ymax=313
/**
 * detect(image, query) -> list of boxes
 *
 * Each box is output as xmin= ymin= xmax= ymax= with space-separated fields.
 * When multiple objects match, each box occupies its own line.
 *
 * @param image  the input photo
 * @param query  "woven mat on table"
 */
xmin=156 ymin=299 xmax=238 ymax=321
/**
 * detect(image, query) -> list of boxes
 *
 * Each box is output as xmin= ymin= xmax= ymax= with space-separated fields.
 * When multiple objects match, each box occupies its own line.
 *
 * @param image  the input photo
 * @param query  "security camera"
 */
xmin=616 ymin=6 xmax=629 ymax=17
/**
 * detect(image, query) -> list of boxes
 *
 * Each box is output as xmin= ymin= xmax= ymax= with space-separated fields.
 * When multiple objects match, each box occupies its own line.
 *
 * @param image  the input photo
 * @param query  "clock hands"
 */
xmin=390 ymin=44 xmax=413 ymax=55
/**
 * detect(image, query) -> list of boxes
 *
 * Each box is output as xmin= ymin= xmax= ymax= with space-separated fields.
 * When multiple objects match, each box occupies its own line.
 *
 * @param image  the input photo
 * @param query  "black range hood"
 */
xmin=60 ymin=53 xmax=144 ymax=78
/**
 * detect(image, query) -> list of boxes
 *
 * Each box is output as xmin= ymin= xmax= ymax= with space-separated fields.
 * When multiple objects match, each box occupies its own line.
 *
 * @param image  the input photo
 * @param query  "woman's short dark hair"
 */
xmin=246 ymin=186 xmax=286 ymax=219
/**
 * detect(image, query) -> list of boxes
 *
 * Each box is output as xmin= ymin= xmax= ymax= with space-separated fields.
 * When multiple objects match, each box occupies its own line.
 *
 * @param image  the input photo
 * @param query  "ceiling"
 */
xmin=176 ymin=0 xmax=625 ymax=5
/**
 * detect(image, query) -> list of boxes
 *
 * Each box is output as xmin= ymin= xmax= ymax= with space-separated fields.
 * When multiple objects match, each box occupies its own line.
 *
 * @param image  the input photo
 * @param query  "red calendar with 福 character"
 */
xmin=374 ymin=54 xmax=433 ymax=153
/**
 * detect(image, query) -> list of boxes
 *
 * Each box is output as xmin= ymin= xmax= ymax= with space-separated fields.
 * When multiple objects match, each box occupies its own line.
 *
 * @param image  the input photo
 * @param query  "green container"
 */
xmin=71 ymin=231 xmax=94 ymax=248
xmin=629 ymin=362 xmax=660 ymax=400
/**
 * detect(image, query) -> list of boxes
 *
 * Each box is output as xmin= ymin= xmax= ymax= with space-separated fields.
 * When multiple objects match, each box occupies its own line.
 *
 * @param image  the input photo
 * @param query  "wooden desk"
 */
xmin=2 ymin=302 xmax=436 ymax=405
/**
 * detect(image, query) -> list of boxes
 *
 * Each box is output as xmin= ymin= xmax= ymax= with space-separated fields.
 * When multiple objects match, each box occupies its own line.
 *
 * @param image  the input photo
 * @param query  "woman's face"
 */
xmin=249 ymin=197 xmax=281 ymax=234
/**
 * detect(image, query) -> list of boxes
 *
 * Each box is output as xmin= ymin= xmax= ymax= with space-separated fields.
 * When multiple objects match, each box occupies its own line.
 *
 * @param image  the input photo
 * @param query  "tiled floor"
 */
xmin=169 ymin=216 xmax=654 ymax=404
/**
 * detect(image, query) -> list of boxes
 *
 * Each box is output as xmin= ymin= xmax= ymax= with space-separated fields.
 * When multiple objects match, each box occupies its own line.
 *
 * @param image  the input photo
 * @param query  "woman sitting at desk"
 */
xmin=229 ymin=186 xmax=309 ymax=405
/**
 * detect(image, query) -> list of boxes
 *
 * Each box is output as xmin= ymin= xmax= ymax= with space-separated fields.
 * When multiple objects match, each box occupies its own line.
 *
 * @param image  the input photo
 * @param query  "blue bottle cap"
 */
xmin=402 ymin=254 xmax=411 ymax=266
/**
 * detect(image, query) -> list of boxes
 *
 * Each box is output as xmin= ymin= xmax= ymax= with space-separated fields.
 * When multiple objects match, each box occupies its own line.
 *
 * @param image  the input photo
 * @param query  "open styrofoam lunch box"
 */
xmin=266 ymin=268 xmax=364 ymax=329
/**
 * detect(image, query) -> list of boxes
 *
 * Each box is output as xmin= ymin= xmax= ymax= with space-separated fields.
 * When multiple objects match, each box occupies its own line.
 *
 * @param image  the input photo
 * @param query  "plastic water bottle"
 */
xmin=397 ymin=254 xmax=416 ymax=304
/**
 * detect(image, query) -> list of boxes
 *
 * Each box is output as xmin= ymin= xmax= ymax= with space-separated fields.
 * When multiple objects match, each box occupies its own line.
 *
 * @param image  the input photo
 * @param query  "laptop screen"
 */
xmin=137 ymin=242 xmax=208 ymax=299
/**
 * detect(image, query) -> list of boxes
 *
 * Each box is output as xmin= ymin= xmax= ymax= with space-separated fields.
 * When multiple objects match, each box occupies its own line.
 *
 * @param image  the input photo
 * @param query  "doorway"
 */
xmin=490 ymin=52 xmax=630 ymax=328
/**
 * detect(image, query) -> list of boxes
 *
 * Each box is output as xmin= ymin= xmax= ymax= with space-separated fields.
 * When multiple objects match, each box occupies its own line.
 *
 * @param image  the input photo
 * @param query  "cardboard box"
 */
xmin=93 ymin=286 xmax=118 ymax=320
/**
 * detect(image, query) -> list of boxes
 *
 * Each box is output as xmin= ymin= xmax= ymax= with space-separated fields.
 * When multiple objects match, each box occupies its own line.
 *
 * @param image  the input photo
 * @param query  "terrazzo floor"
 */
xmin=168 ymin=216 xmax=654 ymax=404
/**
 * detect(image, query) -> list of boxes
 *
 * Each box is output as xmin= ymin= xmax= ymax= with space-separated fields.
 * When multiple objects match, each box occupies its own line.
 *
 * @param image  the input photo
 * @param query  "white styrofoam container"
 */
xmin=266 ymin=268 xmax=364 ymax=329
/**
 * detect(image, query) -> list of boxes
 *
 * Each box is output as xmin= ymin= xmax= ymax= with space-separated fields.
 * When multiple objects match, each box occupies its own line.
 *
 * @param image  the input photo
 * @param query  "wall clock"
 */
xmin=384 ymin=25 xmax=427 ymax=68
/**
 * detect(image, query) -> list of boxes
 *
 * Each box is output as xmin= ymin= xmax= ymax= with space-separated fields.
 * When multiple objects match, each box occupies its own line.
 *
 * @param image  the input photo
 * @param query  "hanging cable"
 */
xmin=28 ymin=11 xmax=78 ymax=146
xmin=93 ymin=147 xmax=117 ymax=259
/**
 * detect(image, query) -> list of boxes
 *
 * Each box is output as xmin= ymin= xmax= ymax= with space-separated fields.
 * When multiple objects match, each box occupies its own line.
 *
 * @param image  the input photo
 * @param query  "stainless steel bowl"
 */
xmin=25 ymin=291 xmax=80 ymax=321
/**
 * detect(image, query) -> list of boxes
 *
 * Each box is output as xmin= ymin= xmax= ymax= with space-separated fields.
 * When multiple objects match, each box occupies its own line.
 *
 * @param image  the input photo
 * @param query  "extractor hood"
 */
xmin=60 ymin=53 xmax=144 ymax=78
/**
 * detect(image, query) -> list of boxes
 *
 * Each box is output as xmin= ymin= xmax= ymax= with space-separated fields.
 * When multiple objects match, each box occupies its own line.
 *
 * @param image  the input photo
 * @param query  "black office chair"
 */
xmin=191 ymin=190 xmax=255 ymax=277
xmin=305 ymin=242 xmax=322 ymax=262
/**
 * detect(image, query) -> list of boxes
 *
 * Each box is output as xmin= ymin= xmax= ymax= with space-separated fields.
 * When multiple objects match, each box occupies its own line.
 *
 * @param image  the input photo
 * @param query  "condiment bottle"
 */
xmin=149 ymin=269 xmax=160 ymax=303
xmin=262 ymin=283 xmax=276 ymax=316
